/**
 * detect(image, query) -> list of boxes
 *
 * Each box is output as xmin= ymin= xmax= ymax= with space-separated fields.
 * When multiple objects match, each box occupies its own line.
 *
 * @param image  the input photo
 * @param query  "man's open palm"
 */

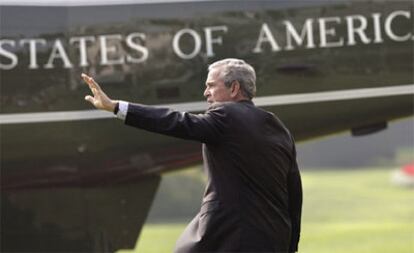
xmin=82 ymin=73 xmax=116 ymax=112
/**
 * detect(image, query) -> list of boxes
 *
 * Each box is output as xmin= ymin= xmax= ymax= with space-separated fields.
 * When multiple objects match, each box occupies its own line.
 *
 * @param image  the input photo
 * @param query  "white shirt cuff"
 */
xmin=116 ymin=101 xmax=129 ymax=121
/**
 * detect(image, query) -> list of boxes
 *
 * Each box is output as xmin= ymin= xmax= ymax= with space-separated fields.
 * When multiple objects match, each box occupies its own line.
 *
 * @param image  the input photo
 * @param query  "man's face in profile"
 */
xmin=204 ymin=68 xmax=232 ymax=105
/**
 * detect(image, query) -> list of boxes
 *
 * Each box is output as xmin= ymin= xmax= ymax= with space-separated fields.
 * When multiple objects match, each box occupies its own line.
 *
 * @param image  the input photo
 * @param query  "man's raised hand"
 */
xmin=82 ymin=73 xmax=117 ymax=112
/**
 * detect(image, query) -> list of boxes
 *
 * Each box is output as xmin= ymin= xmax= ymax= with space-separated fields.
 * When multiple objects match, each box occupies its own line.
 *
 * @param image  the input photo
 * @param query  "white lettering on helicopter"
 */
xmin=0 ymin=10 xmax=412 ymax=70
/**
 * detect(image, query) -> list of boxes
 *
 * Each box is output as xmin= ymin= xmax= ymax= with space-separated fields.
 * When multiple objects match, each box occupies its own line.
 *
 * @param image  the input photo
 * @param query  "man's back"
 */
xmin=175 ymin=100 xmax=302 ymax=253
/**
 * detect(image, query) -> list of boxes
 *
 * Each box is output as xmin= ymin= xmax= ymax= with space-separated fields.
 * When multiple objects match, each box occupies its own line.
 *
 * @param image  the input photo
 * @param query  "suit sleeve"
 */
xmin=288 ymin=143 xmax=303 ymax=253
xmin=123 ymin=103 xmax=228 ymax=144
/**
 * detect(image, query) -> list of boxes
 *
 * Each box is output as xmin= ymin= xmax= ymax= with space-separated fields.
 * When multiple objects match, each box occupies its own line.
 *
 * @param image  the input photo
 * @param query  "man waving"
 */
xmin=83 ymin=58 xmax=302 ymax=253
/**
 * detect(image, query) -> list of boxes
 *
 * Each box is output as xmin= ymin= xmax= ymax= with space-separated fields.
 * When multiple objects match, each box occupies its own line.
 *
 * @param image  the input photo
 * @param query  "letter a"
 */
xmin=253 ymin=23 xmax=281 ymax=53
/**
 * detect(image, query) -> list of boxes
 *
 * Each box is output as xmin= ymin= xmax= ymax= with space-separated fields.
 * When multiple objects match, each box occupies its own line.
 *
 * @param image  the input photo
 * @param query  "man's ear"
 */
xmin=230 ymin=81 xmax=241 ymax=98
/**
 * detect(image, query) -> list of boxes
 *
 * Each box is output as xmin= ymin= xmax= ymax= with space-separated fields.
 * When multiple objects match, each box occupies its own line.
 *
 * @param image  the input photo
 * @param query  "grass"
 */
xmin=118 ymin=168 xmax=414 ymax=253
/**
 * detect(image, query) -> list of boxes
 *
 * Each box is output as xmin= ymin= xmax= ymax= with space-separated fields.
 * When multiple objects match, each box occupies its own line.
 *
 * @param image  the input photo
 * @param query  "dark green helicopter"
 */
xmin=1 ymin=0 xmax=413 ymax=251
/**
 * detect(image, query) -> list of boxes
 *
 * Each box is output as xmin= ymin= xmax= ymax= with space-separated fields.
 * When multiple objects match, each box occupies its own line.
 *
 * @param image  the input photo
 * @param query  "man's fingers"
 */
xmin=81 ymin=73 xmax=96 ymax=89
xmin=82 ymin=74 xmax=110 ymax=110
xmin=81 ymin=73 xmax=102 ymax=91
xmin=91 ymin=87 xmax=99 ymax=96
xmin=84 ymin=95 xmax=95 ymax=104
xmin=81 ymin=73 xmax=93 ymax=86
xmin=89 ymin=77 xmax=102 ymax=90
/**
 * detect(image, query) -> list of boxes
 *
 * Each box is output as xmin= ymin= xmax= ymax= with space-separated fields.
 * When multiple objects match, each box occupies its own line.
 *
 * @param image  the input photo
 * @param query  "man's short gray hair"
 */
xmin=208 ymin=58 xmax=256 ymax=99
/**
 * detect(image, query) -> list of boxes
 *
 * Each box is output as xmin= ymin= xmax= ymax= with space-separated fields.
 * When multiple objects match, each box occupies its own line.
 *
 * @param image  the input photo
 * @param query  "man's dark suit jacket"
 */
xmin=123 ymin=100 xmax=302 ymax=253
